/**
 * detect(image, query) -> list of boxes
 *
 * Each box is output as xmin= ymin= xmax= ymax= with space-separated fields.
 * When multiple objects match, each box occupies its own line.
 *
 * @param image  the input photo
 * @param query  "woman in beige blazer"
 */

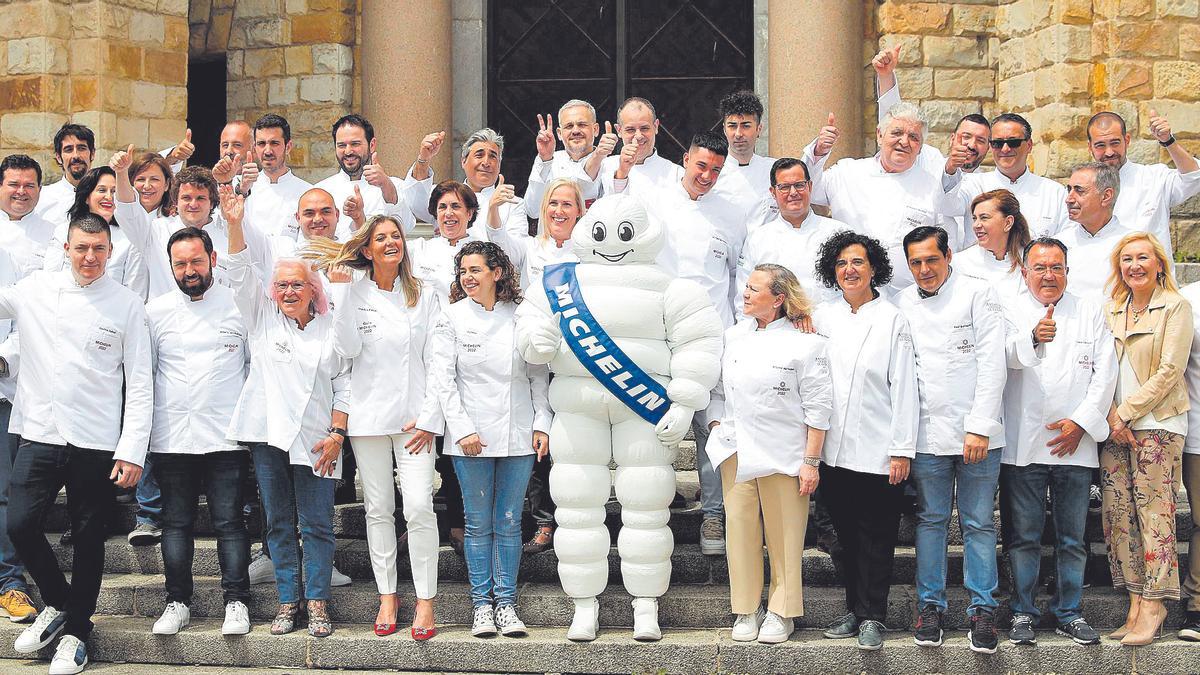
xmin=1102 ymin=231 xmax=1193 ymax=646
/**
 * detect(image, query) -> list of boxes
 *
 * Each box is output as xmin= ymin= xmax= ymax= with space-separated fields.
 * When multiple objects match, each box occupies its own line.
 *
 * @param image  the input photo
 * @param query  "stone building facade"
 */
xmin=0 ymin=0 xmax=1196 ymax=251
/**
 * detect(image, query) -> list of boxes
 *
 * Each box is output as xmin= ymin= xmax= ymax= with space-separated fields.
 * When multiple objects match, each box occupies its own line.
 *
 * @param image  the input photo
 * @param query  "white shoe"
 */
xmin=330 ymin=565 xmax=352 ymax=587
xmin=494 ymin=604 xmax=527 ymax=637
xmin=732 ymin=607 xmax=765 ymax=642
xmin=221 ymin=601 xmax=251 ymax=635
xmin=566 ymin=597 xmax=600 ymax=642
xmin=48 ymin=635 xmax=88 ymax=675
xmin=248 ymin=552 xmax=275 ymax=585
xmin=152 ymin=602 xmax=190 ymax=635
xmin=757 ymin=611 xmax=794 ymax=644
xmin=471 ymin=605 xmax=497 ymax=637
xmin=631 ymin=597 xmax=661 ymax=642
xmin=14 ymin=605 xmax=65 ymax=653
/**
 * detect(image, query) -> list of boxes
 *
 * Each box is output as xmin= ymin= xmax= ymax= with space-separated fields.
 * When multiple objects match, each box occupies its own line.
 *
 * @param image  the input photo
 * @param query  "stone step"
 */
xmin=61 ymin=572 xmax=1192 ymax=632
xmin=1 ymin=617 xmax=1197 ymax=674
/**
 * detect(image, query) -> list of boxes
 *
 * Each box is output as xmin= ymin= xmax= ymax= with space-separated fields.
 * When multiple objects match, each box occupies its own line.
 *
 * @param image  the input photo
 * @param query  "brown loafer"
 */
xmin=523 ymin=525 xmax=554 ymax=554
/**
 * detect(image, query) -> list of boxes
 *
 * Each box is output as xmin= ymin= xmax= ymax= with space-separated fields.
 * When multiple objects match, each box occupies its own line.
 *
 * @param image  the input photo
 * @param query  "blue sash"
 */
xmin=542 ymin=262 xmax=671 ymax=424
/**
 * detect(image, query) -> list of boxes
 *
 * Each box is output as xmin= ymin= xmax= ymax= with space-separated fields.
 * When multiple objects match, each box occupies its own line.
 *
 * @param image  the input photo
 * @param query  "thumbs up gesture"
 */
xmin=344 ymin=184 xmax=365 ymax=228
xmin=535 ymin=114 xmax=556 ymax=161
xmin=1148 ymin=108 xmax=1173 ymax=144
xmin=109 ymin=144 xmax=135 ymax=174
xmin=618 ymin=136 xmax=640 ymax=176
xmin=167 ymin=128 xmax=195 ymax=164
xmin=418 ymin=131 xmax=445 ymax=163
xmin=239 ymin=151 xmax=260 ymax=193
xmin=814 ymin=112 xmax=840 ymax=158
xmin=594 ymin=121 xmax=619 ymax=159
xmin=1033 ymin=304 xmax=1056 ymax=344
xmin=492 ymin=174 xmax=517 ymax=207
xmin=871 ymin=44 xmax=902 ymax=77
xmin=363 ymin=152 xmax=388 ymax=189
xmin=945 ymin=137 xmax=975 ymax=174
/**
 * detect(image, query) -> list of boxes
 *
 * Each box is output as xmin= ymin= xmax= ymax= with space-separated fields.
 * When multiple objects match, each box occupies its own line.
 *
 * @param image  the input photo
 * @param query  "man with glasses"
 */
xmin=1056 ymin=162 xmax=1132 ymax=303
xmin=999 ymin=237 xmax=1116 ymax=647
xmin=526 ymin=101 xmax=602 ymax=213
xmin=935 ymin=114 xmax=1070 ymax=244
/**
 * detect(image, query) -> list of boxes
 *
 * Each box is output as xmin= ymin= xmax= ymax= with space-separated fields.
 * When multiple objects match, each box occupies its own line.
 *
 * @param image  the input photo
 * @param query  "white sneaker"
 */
xmin=14 ymin=605 xmax=65 ymax=653
xmin=330 ymin=565 xmax=352 ymax=587
xmin=631 ymin=597 xmax=662 ymax=642
xmin=221 ymin=601 xmax=251 ymax=635
xmin=566 ymin=597 xmax=600 ymax=642
xmin=471 ymin=605 xmax=497 ymax=637
xmin=494 ymin=604 xmax=527 ymax=637
xmin=48 ymin=635 xmax=88 ymax=675
xmin=248 ymin=552 xmax=275 ymax=585
xmin=732 ymin=607 xmax=765 ymax=642
xmin=152 ymin=602 xmax=190 ymax=635
xmin=757 ymin=611 xmax=794 ymax=644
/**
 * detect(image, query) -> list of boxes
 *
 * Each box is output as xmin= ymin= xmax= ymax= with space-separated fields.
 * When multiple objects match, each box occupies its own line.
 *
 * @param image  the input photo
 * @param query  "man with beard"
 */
xmin=243 ymin=115 xmax=313 ymax=240
xmin=315 ymin=114 xmax=441 ymax=235
xmin=141 ymin=227 xmax=253 ymax=638
xmin=35 ymin=125 xmax=96 ymax=226
xmin=526 ymin=100 xmax=602 ymax=213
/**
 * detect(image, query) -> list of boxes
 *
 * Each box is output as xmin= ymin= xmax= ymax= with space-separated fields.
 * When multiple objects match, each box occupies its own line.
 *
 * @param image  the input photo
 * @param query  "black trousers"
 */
xmin=434 ymin=436 xmax=464 ymax=530
xmin=526 ymin=454 xmax=555 ymax=526
xmin=8 ymin=441 xmax=116 ymax=640
xmin=821 ymin=463 xmax=905 ymax=622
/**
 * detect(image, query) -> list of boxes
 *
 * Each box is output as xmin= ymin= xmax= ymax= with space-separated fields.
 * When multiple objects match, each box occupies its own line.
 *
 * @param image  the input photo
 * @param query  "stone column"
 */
xmin=361 ymin=0 xmax=453 ymax=184
xmin=767 ymin=0 xmax=863 ymax=162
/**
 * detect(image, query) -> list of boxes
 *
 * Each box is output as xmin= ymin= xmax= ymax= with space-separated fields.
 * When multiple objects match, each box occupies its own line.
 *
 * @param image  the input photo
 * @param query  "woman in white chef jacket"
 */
xmin=307 ymin=214 xmax=443 ymax=640
xmin=220 ymin=186 xmax=350 ymax=638
xmin=705 ymin=263 xmax=832 ymax=645
xmin=430 ymin=240 xmax=551 ymax=639
xmin=953 ymin=189 xmax=1031 ymax=298
xmin=811 ymin=230 xmax=919 ymax=651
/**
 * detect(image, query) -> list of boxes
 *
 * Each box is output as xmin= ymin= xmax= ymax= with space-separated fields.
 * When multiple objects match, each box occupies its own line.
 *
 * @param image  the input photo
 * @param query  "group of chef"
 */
xmin=0 ymin=40 xmax=1199 ymax=675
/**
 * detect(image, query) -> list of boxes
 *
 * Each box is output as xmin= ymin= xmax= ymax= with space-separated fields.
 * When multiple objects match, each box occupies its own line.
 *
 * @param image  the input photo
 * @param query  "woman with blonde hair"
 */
xmin=1101 ymin=231 xmax=1193 ymax=645
xmin=305 ymin=214 xmax=443 ymax=640
xmin=953 ymin=189 xmax=1031 ymax=296
xmin=484 ymin=176 xmax=586 ymax=293
xmin=704 ymin=263 xmax=832 ymax=644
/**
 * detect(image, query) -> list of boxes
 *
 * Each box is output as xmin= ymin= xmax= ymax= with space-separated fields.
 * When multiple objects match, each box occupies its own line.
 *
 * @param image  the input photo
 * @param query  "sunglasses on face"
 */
xmin=989 ymin=138 xmax=1028 ymax=150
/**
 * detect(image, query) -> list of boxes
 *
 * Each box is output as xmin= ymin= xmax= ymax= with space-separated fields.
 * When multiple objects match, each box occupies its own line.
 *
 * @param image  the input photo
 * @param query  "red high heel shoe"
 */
xmin=375 ymin=621 xmax=398 ymax=637
xmin=411 ymin=625 xmax=437 ymax=641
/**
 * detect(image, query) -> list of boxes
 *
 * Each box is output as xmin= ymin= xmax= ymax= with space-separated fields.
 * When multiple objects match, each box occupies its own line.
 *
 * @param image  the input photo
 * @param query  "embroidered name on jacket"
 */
xmin=543 ymin=262 xmax=670 ymax=424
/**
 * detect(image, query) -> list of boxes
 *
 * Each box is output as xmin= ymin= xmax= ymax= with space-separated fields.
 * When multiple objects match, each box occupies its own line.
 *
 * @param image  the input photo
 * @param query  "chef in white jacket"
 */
xmin=951 ymin=189 xmax=1031 ymax=299
xmin=430 ymin=240 xmax=550 ymax=638
xmin=441 ymin=129 xmax=529 ymax=238
xmin=999 ymin=237 xmax=1116 ymax=645
xmin=1056 ymin=162 xmax=1133 ymax=304
xmin=3 ymin=214 xmax=152 ymax=673
xmin=1087 ymin=110 xmax=1200 ymax=261
xmin=598 ymin=97 xmax=683 ymax=199
xmin=0 ymin=154 xmax=56 ymax=277
xmin=709 ymin=91 xmax=776 ymax=224
xmin=704 ymin=263 xmax=831 ymax=645
xmin=242 ymin=114 xmax=314 ymax=240
xmin=410 ymin=180 xmax=498 ymax=301
xmin=810 ymin=230 xmax=919 ymax=650
xmin=525 ymin=102 xmax=602 ymax=213
xmin=896 ymin=225 xmax=1007 ymax=652
xmin=221 ymin=187 xmax=349 ymax=639
xmin=312 ymin=213 xmax=443 ymax=640
xmin=486 ymin=177 xmax=584 ymax=294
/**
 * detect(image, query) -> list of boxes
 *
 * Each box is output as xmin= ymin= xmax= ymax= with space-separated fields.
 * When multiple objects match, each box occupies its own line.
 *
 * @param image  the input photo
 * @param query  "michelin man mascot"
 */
xmin=515 ymin=193 xmax=723 ymax=642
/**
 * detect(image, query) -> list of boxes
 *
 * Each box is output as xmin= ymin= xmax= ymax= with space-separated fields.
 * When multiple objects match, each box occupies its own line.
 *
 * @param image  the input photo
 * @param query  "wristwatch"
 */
xmin=327 ymin=426 xmax=347 ymax=439
xmin=802 ymin=456 xmax=821 ymax=467
xmin=1161 ymin=135 xmax=1177 ymax=148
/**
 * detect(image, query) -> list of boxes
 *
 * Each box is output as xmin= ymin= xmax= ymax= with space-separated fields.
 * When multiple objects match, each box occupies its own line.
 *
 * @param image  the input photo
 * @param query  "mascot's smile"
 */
xmin=593 ymin=249 xmax=633 ymax=262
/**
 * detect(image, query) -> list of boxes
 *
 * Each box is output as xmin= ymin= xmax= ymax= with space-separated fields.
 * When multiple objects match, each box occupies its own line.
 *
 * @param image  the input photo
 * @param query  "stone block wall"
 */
xmin=189 ymin=0 xmax=357 ymax=183
xmin=0 ymin=0 xmax=189 ymax=181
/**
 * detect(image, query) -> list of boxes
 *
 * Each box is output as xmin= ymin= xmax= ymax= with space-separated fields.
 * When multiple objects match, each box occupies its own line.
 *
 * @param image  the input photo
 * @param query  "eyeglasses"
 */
xmin=773 ymin=181 xmax=811 ymax=193
xmin=1029 ymin=264 xmax=1066 ymax=276
xmin=989 ymin=138 xmax=1028 ymax=150
xmin=273 ymin=281 xmax=308 ymax=292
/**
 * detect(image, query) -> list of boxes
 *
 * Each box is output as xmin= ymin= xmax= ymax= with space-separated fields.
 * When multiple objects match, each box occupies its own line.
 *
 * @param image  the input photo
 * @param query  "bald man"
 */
xmin=596 ymin=97 xmax=683 ymax=199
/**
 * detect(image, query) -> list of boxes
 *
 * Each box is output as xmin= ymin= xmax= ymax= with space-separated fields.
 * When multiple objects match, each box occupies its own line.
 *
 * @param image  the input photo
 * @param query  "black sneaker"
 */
xmin=858 ymin=619 xmax=885 ymax=651
xmin=823 ymin=612 xmax=859 ymax=639
xmin=1088 ymin=484 xmax=1102 ymax=513
xmin=913 ymin=605 xmax=943 ymax=647
xmin=1008 ymin=613 xmax=1036 ymax=645
xmin=968 ymin=609 xmax=999 ymax=654
xmin=1179 ymin=611 xmax=1200 ymax=642
xmin=1056 ymin=617 xmax=1100 ymax=645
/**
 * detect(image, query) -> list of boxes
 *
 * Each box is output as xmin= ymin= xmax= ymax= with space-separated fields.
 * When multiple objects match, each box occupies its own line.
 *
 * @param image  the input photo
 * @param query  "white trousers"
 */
xmin=353 ymin=433 xmax=438 ymax=598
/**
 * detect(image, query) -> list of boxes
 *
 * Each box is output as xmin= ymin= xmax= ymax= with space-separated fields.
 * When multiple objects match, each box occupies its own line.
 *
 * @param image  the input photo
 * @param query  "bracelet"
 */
xmin=802 ymin=456 xmax=821 ymax=467
xmin=1160 ymin=135 xmax=1177 ymax=148
xmin=327 ymin=426 xmax=347 ymax=437
xmin=416 ymin=158 xmax=429 ymax=164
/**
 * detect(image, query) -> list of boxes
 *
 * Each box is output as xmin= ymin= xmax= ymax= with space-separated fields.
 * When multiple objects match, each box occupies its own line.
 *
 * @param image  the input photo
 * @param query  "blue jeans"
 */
xmin=451 ymin=454 xmax=534 ymax=608
xmin=1001 ymin=462 xmax=1091 ymax=624
xmin=0 ymin=402 xmax=26 ymax=593
xmin=912 ymin=450 xmax=1001 ymax=614
xmin=251 ymin=445 xmax=335 ymax=604
xmin=135 ymin=452 xmax=162 ymax=528
xmin=691 ymin=418 xmax=723 ymax=519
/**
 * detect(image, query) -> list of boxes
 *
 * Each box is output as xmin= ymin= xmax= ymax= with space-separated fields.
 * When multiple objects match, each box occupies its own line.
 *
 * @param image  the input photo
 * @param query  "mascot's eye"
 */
xmin=617 ymin=221 xmax=635 ymax=242
xmin=591 ymin=221 xmax=607 ymax=242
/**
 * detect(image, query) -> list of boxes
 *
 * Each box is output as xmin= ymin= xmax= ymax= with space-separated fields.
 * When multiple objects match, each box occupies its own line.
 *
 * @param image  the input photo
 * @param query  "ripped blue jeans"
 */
xmin=451 ymin=454 xmax=535 ymax=608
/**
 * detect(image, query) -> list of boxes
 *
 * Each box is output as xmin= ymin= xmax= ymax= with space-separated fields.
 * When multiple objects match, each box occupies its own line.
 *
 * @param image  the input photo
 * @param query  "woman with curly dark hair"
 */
xmin=811 ymin=230 xmax=919 ymax=651
xmin=430 ymin=241 xmax=551 ymax=638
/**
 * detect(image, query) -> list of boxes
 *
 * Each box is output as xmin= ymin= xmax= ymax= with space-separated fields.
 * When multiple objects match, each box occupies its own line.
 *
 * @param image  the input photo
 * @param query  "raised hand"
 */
xmin=535 ymin=113 xmax=556 ymax=161
xmin=814 ymin=112 xmax=840 ymax=158
xmin=944 ymin=139 xmax=974 ymax=174
xmin=344 ymin=184 xmax=365 ymax=226
xmin=168 ymin=128 xmax=195 ymax=164
xmin=871 ymin=44 xmax=902 ymax=77
xmin=218 ymin=183 xmax=245 ymax=226
xmin=363 ymin=152 xmax=388 ymax=188
xmin=212 ymin=152 xmax=239 ymax=184
xmin=327 ymin=264 xmax=354 ymax=284
xmin=594 ymin=121 xmax=619 ymax=158
xmin=109 ymin=144 xmax=135 ymax=173
xmin=491 ymin=173 xmax=517 ymax=206
xmin=1033 ymin=304 xmax=1055 ymax=344
xmin=618 ymin=137 xmax=639 ymax=176
xmin=418 ymin=131 xmax=446 ymax=163
xmin=1148 ymin=108 xmax=1173 ymax=143
xmin=239 ymin=151 xmax=259 ymax=194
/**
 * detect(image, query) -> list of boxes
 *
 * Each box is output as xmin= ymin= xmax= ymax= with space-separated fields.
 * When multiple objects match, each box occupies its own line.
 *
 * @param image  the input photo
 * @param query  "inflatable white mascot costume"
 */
xmin=516 ymin=193 xmax=723 ymax=642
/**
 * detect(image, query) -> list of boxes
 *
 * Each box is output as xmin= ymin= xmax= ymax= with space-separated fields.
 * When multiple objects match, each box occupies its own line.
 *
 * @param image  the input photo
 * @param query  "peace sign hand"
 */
xmin=535 ymin=114 xmax=556 ymax=161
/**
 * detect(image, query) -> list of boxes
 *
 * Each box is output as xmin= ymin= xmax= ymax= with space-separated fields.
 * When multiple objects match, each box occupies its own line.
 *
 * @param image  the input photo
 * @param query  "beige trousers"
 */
xmin=1183 ymin=454 xmax=1200 ymax=611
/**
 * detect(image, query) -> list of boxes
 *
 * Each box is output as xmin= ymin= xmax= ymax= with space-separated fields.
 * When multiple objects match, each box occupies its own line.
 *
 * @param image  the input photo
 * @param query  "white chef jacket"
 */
xmin=225 ymin=249 xmax=350 ymax=479
xmin=472 ymin=186 xmax=529 ymax=239
xmin=898 ymin=271 xmax=1007 ymax=455
xmin=711 ymin=153 xmax=776 ymax=230
xmin=0 ymin=252 xmax=19 ymax=401
xmin=810 ymin=154 xmax=957 ymax=295
xmin=314 ymin=168 xmax=430 ymax=235
xmin=0 ymin=210 xmax=55 ymax=277
xmin=876 ymin=82 xmax=957 ymax=179
xmin=431 ymin=298 xmax=551 ymax=457
xmin=1055 ymin=217 xmax=1133 ymax=305
xmin=32 ymin=177 xmax=75 ymax=226
xmin=525 ymin=150 xmax=601 ymax=214
xmin=409 ymin=229 xmax=492 ymax=302
xmin=245 ymin=170 xmax=313 ymax=239
xmin=147 ymin=285 xmax=248 ymax=454
xmin=705 ymin=317 xmax=832 ymax=483
xmin=938 ymin=167 xmax=1070 ymax=243
xmin=599 ymin=151 xmax=683 ymax=200
xmin=736 ymin=212 xmax=846 ymax=313
xmin=485 ymin=225 xmax=579 ymax=293
xmin=1180 ymin=281 xmax=1200 ymax=454
xmin=330 ymin=277 xmax=443 ymax=437
xmin=953 ymin=245 xmax=1023 ymax=300
xmin=1115 ymin=159 xmax=1200 ymax=260
xmin=1002 ymin=288 xmax=1117 ymax=467
xmin=643 ymin=182 xmax=747 ymax=329
xmin=813 ymin=295 xmax=919 ymax=475
xmin=44 ymin=218 xmax=149 ymax=301
xmin=0 ymin=269 xmax=152 ymax=466
xmin=116 ymin=199 xmax=233 ymax=299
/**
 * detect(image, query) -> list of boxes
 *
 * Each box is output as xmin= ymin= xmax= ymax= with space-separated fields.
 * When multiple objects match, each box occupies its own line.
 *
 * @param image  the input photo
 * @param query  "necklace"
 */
xmin=1129 ymin=300 xmax=1150 ymax=323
